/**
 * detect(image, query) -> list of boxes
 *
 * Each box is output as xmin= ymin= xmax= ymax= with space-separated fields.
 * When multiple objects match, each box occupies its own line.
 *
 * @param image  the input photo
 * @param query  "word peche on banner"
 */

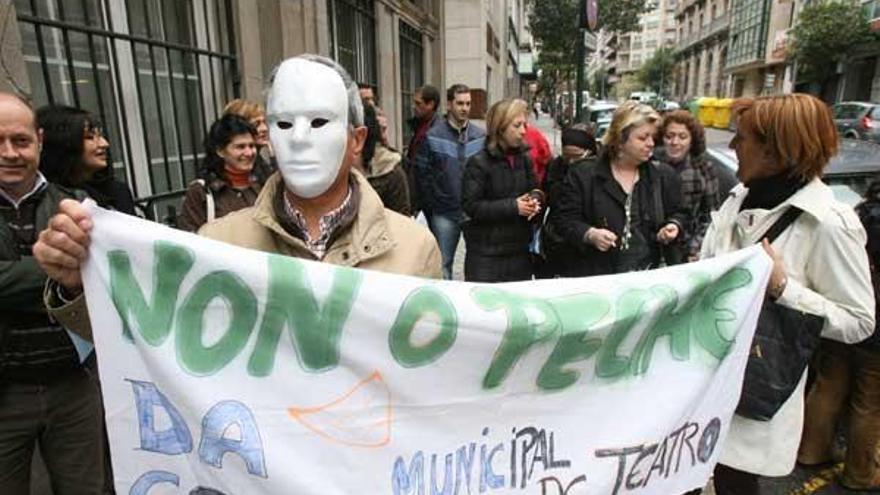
xmin=106 ymin=240 xmax=754 ymax=390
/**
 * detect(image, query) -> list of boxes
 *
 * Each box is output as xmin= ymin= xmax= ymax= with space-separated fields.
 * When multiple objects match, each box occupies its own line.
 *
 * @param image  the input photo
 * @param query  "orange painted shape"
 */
xmin=287 ymin=371 xmax=392 ymax=448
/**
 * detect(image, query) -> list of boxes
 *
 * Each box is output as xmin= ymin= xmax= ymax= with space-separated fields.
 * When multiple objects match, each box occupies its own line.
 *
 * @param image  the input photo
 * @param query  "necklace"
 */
xmin=611 ymin=162 xmax=639 ymax=194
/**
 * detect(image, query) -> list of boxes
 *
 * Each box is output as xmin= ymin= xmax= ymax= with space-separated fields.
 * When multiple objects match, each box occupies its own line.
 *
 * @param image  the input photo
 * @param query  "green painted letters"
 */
xmin=475 ymin=287 xmax=560 ymax=389
xmin=596 ymin=289 xmax=651 ymax=378
xmin=389 ymin=287 xmax=458 ymax=367
xmin=108 ymin=241 xmax=194 ymax=344
xmin=176 ymin=271 xmax=258 ymax=375
xmin=247 ymin=254 xmax=362 ymax=375
xmin=692 ymin=268 xmax=752 ymax=360
xmin=537 ymin=293 xmax=610 ymax=390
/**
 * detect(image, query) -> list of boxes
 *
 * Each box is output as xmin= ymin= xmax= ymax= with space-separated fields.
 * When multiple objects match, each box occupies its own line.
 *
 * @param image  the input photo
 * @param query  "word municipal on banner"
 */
xmin=79 ymin=202 xmax=771 ymax=495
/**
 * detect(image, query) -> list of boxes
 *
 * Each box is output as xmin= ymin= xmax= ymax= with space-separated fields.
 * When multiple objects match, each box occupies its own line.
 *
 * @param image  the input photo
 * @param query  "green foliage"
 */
xmin=790 ymin=0 xmax=876 ymax=84
xmin=527 ymin=0 xmax=650 ymax=97
xmin=527 ymin=0 xmax=650 ymax=58
xmin=614 ymin=74 xmax=642 ymax=100
xmin=637 ymin=47 xmax=676 ymax=95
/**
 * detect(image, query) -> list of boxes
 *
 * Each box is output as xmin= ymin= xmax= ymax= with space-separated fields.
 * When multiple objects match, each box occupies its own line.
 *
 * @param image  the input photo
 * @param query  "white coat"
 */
xmin=700 ymin=178 xmax=875 ymax=476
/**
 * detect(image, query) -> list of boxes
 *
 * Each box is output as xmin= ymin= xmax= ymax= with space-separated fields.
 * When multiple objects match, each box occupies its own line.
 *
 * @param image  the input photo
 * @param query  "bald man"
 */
xmin=0 ymin=92 xmax=105 ymax=494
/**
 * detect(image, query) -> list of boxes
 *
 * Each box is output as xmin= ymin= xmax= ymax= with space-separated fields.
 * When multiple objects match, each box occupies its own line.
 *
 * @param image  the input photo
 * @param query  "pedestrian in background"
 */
xmin=177 ymin=114 xmax=260 ymax=232
xmin=360 ymin=104 xmax=411 ymax=215
xmin=538 ymin=124 xmax=596 ymax=278
xmin=414 ymin=83 xmax=486 ymax=279
xmin=699 ymin=93 xmax=874 ymax=495
xmin=461 ymin=98 xmax=539 ymax=282
xmin=655 ymin=109 xmax=735 ymax=263
xmin=524 ymin=122 xmax=552 ymax=185
xmin=552 ymin=101 xmax=685 ymax=277
xmin=223 ymin=98 xmax=275 ymax=185
xmin=405 ymin=85 xmax=441 ymax=215
xmin=37 ymin=105 xmax=135 ymax=215
xmin=797 ymin=176 xmax=880 ymax=491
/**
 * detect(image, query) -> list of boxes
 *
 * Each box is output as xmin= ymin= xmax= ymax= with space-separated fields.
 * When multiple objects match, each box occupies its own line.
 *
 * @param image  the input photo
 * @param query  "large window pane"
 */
xmin=328 ymin=0 xmax=377 ymax=86
xmin=399 ymin=20 xmax=424 ymax=146
xmin=17 ymin=0 xmax=239 ymax=215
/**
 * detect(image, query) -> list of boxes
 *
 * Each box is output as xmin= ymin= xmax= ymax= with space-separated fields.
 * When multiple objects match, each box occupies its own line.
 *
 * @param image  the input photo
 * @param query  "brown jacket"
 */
xmin=48 ymin=170 xmax=442 ymax=339
xmin=177 ymin=178 xmax=261 ymax=232
xmin=367 ymin=145 xmax=411 ymax=216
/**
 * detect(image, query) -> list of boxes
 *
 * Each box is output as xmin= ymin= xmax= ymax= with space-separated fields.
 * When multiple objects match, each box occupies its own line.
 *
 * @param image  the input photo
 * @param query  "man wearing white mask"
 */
xmin=32 ymin=54 xmax=442 ymax=334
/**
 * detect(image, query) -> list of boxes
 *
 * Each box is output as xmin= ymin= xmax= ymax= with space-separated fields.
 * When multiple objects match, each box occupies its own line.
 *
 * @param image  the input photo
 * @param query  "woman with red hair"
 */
xmin=699 ymin=93 xmax=875 ymax=494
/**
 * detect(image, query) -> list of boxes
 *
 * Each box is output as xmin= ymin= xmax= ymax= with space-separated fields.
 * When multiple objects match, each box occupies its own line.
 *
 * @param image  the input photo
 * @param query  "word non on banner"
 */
xmin=79 ymin=203 xmax=772 ymax=494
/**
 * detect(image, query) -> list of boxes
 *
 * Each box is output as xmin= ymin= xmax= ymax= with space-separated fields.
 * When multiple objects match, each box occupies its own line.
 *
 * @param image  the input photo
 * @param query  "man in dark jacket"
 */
xmin=404 ymin=85 xmax=440 ymax=215
xmin=414 ymin=84 xmax=486 ymax=279
xmin=0 ymin=92 xmax=105 ymax=494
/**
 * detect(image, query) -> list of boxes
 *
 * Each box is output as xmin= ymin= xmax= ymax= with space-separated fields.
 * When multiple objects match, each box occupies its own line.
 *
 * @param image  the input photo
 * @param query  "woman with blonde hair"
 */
xmin=551 ymin=101 xmax=686 ymax=276
xmin=699 ymin=93 xmax=874 ymax=494
xmin=461 ymin=98 xmax=540 ymax=282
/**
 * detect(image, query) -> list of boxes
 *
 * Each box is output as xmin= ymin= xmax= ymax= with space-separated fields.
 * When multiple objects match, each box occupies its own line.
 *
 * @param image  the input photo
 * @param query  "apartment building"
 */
xmin=444 ymin=0 xmax=535 ymax=117
xmin=1 ymin=0 xmax=444 ymax=219
xmin=672 ymin=0 xmax=730 ymax=99
xmin=615 ymin=0 xmax=678 ymax=77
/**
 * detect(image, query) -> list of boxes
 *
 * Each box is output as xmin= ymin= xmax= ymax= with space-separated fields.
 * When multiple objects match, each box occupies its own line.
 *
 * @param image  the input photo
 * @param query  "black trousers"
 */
xmin=0 ymin=367 xmax=106 ymax=495
xmin=684 ymin=464 xmax=761 ymax=495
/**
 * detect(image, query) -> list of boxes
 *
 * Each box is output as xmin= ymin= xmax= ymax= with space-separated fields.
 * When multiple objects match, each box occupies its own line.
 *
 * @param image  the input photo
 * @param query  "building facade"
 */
xmin=444 ymin=0 xmax=533 ymax=117
xmin=1 ymin=0 xmax=444 ymax=220
xmin=614 ymin=0 xmax=678 ymax=78
xmin=673 ymin=0 xmax=730 ymax=99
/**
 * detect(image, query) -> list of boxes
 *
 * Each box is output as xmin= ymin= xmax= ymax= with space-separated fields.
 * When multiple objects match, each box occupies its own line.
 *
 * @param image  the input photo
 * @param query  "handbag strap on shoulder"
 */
xmin=756 ymin=207 xmax=803 ymax=245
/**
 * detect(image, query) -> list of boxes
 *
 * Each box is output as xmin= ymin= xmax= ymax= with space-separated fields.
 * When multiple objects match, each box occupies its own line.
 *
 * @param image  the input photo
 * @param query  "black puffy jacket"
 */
xmin=550 ymin=153 xmax=687 ymax=277
xmin=461 ymin=146 xmax=537 ymax=257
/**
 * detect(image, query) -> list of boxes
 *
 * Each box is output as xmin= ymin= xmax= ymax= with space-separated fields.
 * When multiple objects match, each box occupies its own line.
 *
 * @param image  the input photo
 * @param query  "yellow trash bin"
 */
xmin=698 ymin=97 xmax=716 ymax=127
xmin=713 ymin=98 xmax=733 ymax=129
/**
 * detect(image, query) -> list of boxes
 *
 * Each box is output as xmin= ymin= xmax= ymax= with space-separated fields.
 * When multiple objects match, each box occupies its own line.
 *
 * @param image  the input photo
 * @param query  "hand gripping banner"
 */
xmin=79 ymin=203 xmax=771 ymax=495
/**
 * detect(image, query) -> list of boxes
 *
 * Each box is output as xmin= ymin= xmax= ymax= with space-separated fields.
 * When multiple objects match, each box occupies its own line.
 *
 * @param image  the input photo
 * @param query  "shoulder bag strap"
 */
xmin=194 ymin=179 xmax=215 ymax=223
xmin=757 ymin=207 xmax=803 ymax=245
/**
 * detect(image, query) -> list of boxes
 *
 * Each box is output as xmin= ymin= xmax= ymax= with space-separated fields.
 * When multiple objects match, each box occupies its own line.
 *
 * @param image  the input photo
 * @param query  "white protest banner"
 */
xmin=80 ymin=203 xmax=771 ymax=495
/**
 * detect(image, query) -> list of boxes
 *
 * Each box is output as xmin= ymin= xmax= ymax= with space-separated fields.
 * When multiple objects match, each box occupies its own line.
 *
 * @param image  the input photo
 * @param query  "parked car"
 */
xmin=629 ymin=91 xmax=658 ymax=103
xmin=831 ymin=101 xmax=880 ymax=143
xmin=579 ymin=101 xmax=618 ymax=139
xmin=704 ymin=138 xmax=880 ymax=206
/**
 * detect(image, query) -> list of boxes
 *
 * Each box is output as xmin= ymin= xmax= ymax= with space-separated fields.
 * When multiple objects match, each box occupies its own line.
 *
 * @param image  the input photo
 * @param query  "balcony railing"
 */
xmin=676 ymin=11 xmax=729 ymax=52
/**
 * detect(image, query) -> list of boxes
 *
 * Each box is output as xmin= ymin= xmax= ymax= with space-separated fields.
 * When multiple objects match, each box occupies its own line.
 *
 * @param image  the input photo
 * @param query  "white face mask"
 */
xmin=266 ymin=59 xmax=350 ymax=198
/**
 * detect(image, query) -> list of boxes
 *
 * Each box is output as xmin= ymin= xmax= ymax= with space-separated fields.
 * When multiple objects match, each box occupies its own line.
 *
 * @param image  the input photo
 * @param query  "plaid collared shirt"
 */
xmin=281 ymin=183 xmax=359 ymax=260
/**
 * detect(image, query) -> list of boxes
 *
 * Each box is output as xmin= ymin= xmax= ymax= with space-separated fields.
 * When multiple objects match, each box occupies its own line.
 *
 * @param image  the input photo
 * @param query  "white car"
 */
xmin=580 ymin=101 xmax=618 ymax=139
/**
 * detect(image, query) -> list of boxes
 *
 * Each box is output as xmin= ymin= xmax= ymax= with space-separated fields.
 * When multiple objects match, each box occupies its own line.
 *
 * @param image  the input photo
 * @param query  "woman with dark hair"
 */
xmin=699 ymin=94 xmax=874 ymax=494
xmin=657 ymin=110 xmax=736 ymax=263
xmin=178 ymin=114 xmax=259 ymax=232
xmin=37 ymin=105 xmax=135 ymax=214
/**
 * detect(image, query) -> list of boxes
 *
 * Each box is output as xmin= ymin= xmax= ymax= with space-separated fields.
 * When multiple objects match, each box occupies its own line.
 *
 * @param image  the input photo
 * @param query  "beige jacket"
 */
xmin=199 ymin=171 xmax=438 ymax=274
xmin=49 ymin=170 xmax=441 ymax=338
xmin=701 ymin=178 xmax=875 ymax=476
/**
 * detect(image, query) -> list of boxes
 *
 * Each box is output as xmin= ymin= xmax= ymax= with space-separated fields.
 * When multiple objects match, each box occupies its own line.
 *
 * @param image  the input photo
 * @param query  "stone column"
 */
xmin=280 ymin=0 xmax=331 ymax=57
xmin=233 ymin=0 xmax=265 ymax=100
xmin=0 ymin=0 xmax=30 ymax=97
xmin=697 ymin=47 xmax=710 ymax=95
xmin=709 ymin=42 xmax=722 ymax=96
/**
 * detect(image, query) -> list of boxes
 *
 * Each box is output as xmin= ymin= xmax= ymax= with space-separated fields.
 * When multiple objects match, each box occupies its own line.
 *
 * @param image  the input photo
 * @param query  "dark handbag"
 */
xmin=735 ymin=207 xmax=825 ymax=421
